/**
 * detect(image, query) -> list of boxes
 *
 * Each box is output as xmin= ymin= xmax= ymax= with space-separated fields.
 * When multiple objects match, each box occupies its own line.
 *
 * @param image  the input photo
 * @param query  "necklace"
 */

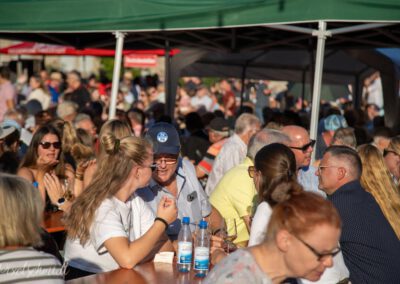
xmin=119 ymin=199 xmax=133 ymax=241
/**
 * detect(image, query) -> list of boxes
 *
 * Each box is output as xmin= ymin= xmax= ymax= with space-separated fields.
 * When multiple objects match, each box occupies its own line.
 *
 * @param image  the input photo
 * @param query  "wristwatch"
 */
xmin=56 ymin=197 xmax=66 ymax=208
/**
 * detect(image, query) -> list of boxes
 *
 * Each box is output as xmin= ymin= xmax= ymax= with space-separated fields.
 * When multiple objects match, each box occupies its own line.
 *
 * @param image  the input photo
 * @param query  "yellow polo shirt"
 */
xmin=209 ymin=157 xmax=258 ymax=244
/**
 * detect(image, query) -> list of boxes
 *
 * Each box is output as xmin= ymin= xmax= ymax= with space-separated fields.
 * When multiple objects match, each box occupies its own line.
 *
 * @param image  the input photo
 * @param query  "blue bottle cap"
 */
xmin=198 ymin=220 xmax=208 ymax=229
xmin=182 ymin=217 xmax=190 ymax=224
xmin=32 ymin=181 xmax=39 ymax=188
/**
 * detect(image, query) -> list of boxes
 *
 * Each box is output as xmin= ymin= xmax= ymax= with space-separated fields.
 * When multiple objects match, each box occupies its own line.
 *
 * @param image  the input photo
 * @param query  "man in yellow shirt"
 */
xmin=210 ymin=128 xmax=289 ymax=245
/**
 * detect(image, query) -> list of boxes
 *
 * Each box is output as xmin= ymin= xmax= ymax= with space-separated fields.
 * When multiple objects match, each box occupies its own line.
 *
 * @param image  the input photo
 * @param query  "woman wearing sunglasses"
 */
xmin=205 ymin=188 xmax=342 ymax=284
xmin=18 ymin=124 xmax=74 ymax=212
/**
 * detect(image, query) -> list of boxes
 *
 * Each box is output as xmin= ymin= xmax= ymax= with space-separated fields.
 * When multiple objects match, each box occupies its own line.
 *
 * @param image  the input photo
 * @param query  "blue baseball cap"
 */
xmin=146 ymin=122 xmax=181 ymax=155
xmin=324 ymin=115 xmax=348 ymax=132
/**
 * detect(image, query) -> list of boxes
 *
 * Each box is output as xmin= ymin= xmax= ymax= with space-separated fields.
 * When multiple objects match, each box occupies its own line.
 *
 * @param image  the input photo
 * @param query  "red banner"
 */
xmin=124 ymin=54 xmax=158 ymax=68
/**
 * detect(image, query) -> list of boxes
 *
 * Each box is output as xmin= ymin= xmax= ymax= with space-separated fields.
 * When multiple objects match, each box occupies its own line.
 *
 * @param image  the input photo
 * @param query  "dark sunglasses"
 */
xmin=383 ymin=149 xmax=399 ymax=157
xmin=39 ymin=141 xmax=62 ymax=149
xmin=289 ymin=140 xmax=316 ymax=153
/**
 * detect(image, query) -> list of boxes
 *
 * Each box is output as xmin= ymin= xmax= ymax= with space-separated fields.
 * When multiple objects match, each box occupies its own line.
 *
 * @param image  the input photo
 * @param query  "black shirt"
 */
xmin=328 ymin=180 xmax=400 ymax=284
xmin=64 ymin=86 xmax=91 ymax=112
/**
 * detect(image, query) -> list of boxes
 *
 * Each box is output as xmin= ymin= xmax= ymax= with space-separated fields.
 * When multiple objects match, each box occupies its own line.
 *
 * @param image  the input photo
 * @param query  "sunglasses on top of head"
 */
xmin=39 ymin=141 xmax=62 ymax=150
xmin=289 ymin=140 xmax=316 ymax=153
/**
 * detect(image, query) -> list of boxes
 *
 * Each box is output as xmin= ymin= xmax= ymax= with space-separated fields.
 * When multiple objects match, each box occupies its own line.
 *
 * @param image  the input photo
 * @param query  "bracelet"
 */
xmin=75 ymin=174 xmax=84 ymax=181
xmin=154 ymin=217 xmax=169 ymax=231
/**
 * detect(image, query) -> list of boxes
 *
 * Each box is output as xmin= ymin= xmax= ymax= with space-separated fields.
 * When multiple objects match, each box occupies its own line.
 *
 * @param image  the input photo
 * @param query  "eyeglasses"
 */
xmin=143 ymin=164 xmax=158 ymax=172
xmin=293 ymin=234 xmax=341 ymax=261
xmin=317 ymin=165 xmax=345 ymax=173
xmin=154 ymin=157 xmax=178 ymax=166
xmin=248 ymin=166 xmax=256 ymax=178
xmin=39 ymin=141 xmax=62 ymax=149
xmin=383 ymin=149 xmax=399 ymax=157
xmin=289 ymin=140 xmax=316 ymax=153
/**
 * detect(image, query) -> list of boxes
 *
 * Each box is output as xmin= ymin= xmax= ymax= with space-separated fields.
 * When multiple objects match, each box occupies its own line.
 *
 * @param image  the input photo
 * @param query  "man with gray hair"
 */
xmin=317 ymin=146 xmax=400 ymax=283
xmin=56 ymin=101 xmax=78 ymax=122
xmin=206 ymin=113 xmax=261 ymax=195
xmin=209 ymin=128 xmax=289 ymax=246
xmin=74 ymin=113 xmax=97 ymax=139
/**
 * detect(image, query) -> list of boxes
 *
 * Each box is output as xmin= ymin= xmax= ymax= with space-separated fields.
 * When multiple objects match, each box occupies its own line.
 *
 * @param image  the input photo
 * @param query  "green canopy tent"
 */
xmin=0 ymin=0 xmax=399 ymax=159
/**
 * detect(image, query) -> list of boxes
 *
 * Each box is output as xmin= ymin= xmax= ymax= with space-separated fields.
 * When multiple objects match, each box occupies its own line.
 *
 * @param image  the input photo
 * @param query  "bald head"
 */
xmin=282 ymin=125 xmax=313 ymax=168
xmin=282 ymin=125 xmax=308 ymax=141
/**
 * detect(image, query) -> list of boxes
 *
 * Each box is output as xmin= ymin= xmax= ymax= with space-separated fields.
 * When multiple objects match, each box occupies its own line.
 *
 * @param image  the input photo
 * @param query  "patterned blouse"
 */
xmin=204 ymin=249 xmax=272 ymax=284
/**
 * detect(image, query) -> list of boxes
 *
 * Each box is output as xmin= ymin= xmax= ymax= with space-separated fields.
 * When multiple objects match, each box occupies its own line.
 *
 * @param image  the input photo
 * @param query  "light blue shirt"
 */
xmin=298 ymin=165 xmax=326 ymax=198
xmin=137 ymin=158 xmax=211 ymax=240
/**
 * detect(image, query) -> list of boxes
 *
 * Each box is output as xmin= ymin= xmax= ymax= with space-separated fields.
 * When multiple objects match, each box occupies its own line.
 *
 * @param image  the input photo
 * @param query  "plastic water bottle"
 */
xmin=177 ymin=217 xmax=192 ymax=272
xmin=194 ymin=220 xmax=210 ymax=277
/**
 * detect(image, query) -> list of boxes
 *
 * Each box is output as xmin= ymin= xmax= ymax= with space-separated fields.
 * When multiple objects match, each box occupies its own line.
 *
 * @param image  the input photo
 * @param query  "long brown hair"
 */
xmin=65 ymin=133 xmax=151 ymax=245
xmin=19 ymin=124 xmax=66 ymax=177
xmin=358 ymin=144 xmax=400 ymax=239
xmin=254 ymin=143 xmax=300 ymax=206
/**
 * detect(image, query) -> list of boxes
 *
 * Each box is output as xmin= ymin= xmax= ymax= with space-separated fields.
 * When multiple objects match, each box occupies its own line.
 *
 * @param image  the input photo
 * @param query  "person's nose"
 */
xmin=322 ymin=255 xmax=334 ymax=268
xmin=157 ymin=159 xmax=167 ymax=168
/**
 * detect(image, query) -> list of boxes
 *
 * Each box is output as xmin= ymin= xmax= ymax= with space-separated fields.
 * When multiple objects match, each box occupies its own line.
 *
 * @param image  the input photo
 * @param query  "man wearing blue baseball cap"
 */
xmin=137 ymin=122 xmax=222 ymax=240
xmin=315 ymin=114 xmax=348 ymax=160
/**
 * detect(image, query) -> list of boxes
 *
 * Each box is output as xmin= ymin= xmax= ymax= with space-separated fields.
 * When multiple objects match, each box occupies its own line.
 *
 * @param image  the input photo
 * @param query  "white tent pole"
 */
xmin=109 ymin=31 xmax=125 ymax=120
xmin=165 ymin=40 xmax=172 ymax=117
xmin=330 ymin=23 xmax=393 ymax=35
xmin=310 ymin=21 xmax=330 ymax=163
xmin=269 ymin=24 xmax=314 ymax=35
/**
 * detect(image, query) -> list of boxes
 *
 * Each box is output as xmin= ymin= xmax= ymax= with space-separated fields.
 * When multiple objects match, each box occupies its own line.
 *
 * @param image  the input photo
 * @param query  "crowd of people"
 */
xmin=0 ymin=64 xmax=399 ymax=283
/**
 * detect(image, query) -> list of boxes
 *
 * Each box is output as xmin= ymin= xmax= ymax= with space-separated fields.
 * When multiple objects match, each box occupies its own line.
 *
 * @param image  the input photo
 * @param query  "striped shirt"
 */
xmin=198 ymin=138 xmax=228 ymax=175
xmin=206 ymin=134 xmax=247 ymax=196
xmin=0 ymin=247 xmax=64 ymax=283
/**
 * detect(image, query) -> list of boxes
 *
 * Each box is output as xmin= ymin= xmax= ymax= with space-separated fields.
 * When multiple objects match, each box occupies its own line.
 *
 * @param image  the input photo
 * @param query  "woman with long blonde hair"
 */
xmin=82 ymin=119 xmax=132 ymax=189
xmin=358 ymin=144 xmax=400 ymax=239
xmin=63 ymin=133 xmax=177 ymax=280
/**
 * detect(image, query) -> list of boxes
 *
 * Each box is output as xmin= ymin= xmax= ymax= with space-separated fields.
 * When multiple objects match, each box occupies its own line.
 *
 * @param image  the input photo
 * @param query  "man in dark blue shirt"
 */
xmin=317 ymin=145 xmax=400 ymax=284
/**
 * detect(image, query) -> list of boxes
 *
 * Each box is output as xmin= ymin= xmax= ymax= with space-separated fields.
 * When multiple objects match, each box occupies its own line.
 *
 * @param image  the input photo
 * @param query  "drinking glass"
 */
xmin=201 ymin=199 xmax=211 ymax=219
xmin=224 ymin=218 xmax=238 ymax=254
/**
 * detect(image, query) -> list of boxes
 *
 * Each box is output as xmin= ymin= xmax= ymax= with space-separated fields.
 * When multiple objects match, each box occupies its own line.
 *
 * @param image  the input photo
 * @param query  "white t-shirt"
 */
xmin=64 ymin=194 xmax=155 ymax=273
xmin=248 ymin=201 xmax=272 ymax=247
xmin=28 ymin=88 xmax=51 ymax=110
xmin=248 ymin=202 xmax=349 ymax=284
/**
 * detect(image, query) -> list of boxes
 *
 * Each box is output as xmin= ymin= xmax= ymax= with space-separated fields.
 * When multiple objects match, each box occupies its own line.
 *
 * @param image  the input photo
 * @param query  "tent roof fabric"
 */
xmin=0 ymin=1 xmax=399 ymax=52
xmin=0 ymin=0 xmax=400 ymax=32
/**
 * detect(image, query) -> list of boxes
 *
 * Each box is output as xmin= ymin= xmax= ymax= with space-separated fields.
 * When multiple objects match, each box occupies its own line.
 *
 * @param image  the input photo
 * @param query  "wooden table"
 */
xmin=43 ymin=211 xmax=65 ymax=233
xmin=66 ymin=261 xmax=208 ymax=284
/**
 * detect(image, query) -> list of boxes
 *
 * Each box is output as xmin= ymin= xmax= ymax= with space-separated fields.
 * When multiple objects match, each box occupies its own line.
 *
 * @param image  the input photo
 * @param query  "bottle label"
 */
xmin=178 ymin=241 xmax=192 ymax=264
xmin=194 ymin=247 xmax=209 ymax=270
